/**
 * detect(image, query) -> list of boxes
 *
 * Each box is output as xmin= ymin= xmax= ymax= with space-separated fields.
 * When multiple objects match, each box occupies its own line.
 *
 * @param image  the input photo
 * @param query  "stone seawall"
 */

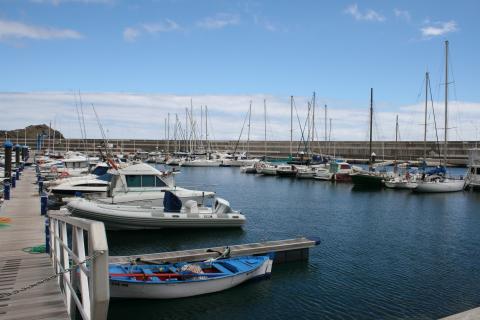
xmin=19 ymin=138 xmax=479 ymax=165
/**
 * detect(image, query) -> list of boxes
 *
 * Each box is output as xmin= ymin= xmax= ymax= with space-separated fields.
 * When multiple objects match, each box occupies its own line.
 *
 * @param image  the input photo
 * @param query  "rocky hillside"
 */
xmin=0 ymin=124 xmax=65 ymax=141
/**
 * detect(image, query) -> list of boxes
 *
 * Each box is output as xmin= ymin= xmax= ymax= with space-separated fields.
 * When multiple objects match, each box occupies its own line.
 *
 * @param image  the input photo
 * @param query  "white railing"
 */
xmin=48 ymin=212 xmax=109 ymax=320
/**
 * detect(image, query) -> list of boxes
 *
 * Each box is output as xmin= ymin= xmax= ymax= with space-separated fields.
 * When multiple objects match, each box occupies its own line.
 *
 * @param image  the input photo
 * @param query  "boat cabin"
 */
xmin=109 ymin=163 xmax=174 ymax=194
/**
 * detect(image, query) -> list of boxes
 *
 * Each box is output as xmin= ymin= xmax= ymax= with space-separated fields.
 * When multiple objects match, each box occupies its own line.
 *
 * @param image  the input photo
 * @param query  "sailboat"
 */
xmin=384 ymin=116 xmax=418 ymax=189
xmin=414 ymin=40 xmax=465 ymax=193
xmin=350 ymin=88 xmax=389 ymax=188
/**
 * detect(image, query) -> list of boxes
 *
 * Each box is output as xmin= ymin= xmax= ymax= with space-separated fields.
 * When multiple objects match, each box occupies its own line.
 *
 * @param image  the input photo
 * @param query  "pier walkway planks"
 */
xmin=0 ymin=168 xmax=68 ymax=320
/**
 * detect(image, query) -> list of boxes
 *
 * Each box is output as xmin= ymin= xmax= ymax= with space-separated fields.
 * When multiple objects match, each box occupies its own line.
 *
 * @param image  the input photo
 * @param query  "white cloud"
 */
xmin=123 ymin=27 xmax=140 ymax=42
xmin=421 ymin=20 xmax=458 ymax=37
xmin=0 ymin=18 xmax=83 ymax=41
xmin=197 ymin=13 xmax=240 ymax=29
xmin=123 ymin=19 xmax=181 ymax=42
xmin=394 ymin=8 xmax=411 ymax=22
xmin=142 ymin=20 xmax=180 ymax=33
xmin=344 ymin=4 xmax=385 ymax=22
xmin=31 ymin=0 xmax=113 ymax=5
xmin=1 ymin=92 xmax=479 ymax=142
xmin=253 ymin=15 xmax=278 ymax=32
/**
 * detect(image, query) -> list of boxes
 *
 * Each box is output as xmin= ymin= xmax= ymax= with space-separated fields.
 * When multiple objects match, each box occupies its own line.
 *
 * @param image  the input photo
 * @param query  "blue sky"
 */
xmin=0 ymin=0 xmax=479 ymax=140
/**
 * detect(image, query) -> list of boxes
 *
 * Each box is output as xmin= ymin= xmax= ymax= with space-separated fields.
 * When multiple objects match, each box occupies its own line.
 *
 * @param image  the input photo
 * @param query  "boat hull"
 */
xmin=334 ymin=173 xmax=352 ymax=182
xmin=413 ymin=180 xmax=465 ymax=193
xmin=67 ymin=199 xmax=245 ymax=230
xmin=110 ymin=258 xmax=272 ymax=299
xmin=260 ymin=167 xmax=277 ymax=175
xmin=384 ymin=181 xmax=417 ymax=189
xmin=350 ymin=173 xmax=384 ymax=188
xmin=180 ymin=160 xmax=221 ymax=167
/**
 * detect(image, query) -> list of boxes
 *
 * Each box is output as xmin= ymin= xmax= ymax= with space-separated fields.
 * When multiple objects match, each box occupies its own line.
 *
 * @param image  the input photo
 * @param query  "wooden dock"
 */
xmin=110 ymin=237 xmax=321 ymax=265
xmin=0 ymin=168 xmax=68 ymax=320
xmin=440 ymin=307 xmax=480 ymax=320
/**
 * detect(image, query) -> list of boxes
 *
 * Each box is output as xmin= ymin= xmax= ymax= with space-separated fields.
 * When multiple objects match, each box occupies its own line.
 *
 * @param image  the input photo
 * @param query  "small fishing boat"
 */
xmin=109 ymin=255 xmax=273 ymax=299
xmin=66 ymin=191 xmax=245 ymax=230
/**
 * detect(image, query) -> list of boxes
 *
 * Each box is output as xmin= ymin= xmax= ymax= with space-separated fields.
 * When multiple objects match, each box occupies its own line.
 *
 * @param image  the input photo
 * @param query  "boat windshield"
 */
xmin=125 ymin=175 xmax=168 ymax=188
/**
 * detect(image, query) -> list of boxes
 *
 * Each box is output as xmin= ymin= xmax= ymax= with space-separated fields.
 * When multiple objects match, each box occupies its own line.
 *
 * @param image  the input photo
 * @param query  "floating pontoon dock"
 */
xmin=110 ymin=237 xmax=321 ymax=265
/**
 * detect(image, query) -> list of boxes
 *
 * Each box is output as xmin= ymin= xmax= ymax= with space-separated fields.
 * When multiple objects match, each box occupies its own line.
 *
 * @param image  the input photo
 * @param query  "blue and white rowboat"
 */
xmin=109 ymin=256 xmax=273 ymax=299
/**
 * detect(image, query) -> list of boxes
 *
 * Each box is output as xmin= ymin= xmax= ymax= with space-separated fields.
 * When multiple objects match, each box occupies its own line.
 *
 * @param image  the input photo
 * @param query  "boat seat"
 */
xmin=184 ymin=200 xmax=199 ymax=213
xmin=140 ymin=267 xmax=160 ymax=282
xmin=211 ymin=263 xmax=234 ymax=275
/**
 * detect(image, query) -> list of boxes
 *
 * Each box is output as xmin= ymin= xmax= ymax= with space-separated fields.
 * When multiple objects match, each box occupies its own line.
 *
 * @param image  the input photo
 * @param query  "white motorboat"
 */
xmin=314 ymin=167 xmax=333 ymax=181
xmin=109 ymin=255 xmax=272 ymax=299
xmin=66 ymin=191 xmax=245 ymax=230
xmin=296 ymin=166 xmax=316 ymax=179
xmin=55 ymin=152 xmax=91 ymax=177
xmin=260 ymin=164 xmax=278 ymax=175
xmin=50 ymin=163 xmax=214 ymax=207
xmin=44 ymin=162 xmax=109 ymax=189
xmin=97 ymin=163 xmax=214 ymax=206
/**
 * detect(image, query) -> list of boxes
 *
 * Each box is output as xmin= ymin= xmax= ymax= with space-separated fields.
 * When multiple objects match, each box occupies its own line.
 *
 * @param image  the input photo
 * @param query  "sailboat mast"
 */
xmin=444 ymin=40 xmax=449 ymax=167
xmin=312 ymin=92 xmax=316 ymax=156
xmin=424 ymin=72 xmax=429 ymax=160
xmin=290 ymin=96 xmax=293 ymax=157
xmin=395 ymin=115 xmax=399 ymax=164
xmin=167 ymin=113 xmax=170 ymax=153
xmin=369 ymin=88 xmax=373 ymax=166
xmin=324 ymin=105 xmax=327 ymax=154
xmin=205 ymin=106 xmax=209 ymax=153
xmin=264 ymin=99 xmax=267 ymax=158
xmin=247 ymin=101 xmax=252 ymax=158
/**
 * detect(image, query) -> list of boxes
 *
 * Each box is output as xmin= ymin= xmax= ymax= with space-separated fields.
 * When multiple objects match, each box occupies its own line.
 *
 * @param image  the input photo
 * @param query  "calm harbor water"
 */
xmin=107 ymin=166 xmax=480 ymax=320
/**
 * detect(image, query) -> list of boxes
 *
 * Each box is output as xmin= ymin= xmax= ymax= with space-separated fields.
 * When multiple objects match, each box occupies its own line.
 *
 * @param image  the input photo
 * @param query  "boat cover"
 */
xmin=163 ymin=191 xmax=182 ymax=212
xmin=427 ymin=166 xmax=447 ymax=175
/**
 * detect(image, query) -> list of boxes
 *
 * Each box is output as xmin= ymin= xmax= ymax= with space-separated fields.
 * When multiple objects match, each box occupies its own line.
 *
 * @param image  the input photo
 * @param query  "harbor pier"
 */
xmin=0 ymin=167 xmax=69 ymax=320
xmin=0 ymin=163 xmax=320 ymax=319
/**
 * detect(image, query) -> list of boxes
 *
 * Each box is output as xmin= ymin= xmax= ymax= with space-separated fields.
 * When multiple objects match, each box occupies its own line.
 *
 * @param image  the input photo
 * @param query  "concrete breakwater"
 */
xmin=24 ymin=138 xmax=479 ymax=165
